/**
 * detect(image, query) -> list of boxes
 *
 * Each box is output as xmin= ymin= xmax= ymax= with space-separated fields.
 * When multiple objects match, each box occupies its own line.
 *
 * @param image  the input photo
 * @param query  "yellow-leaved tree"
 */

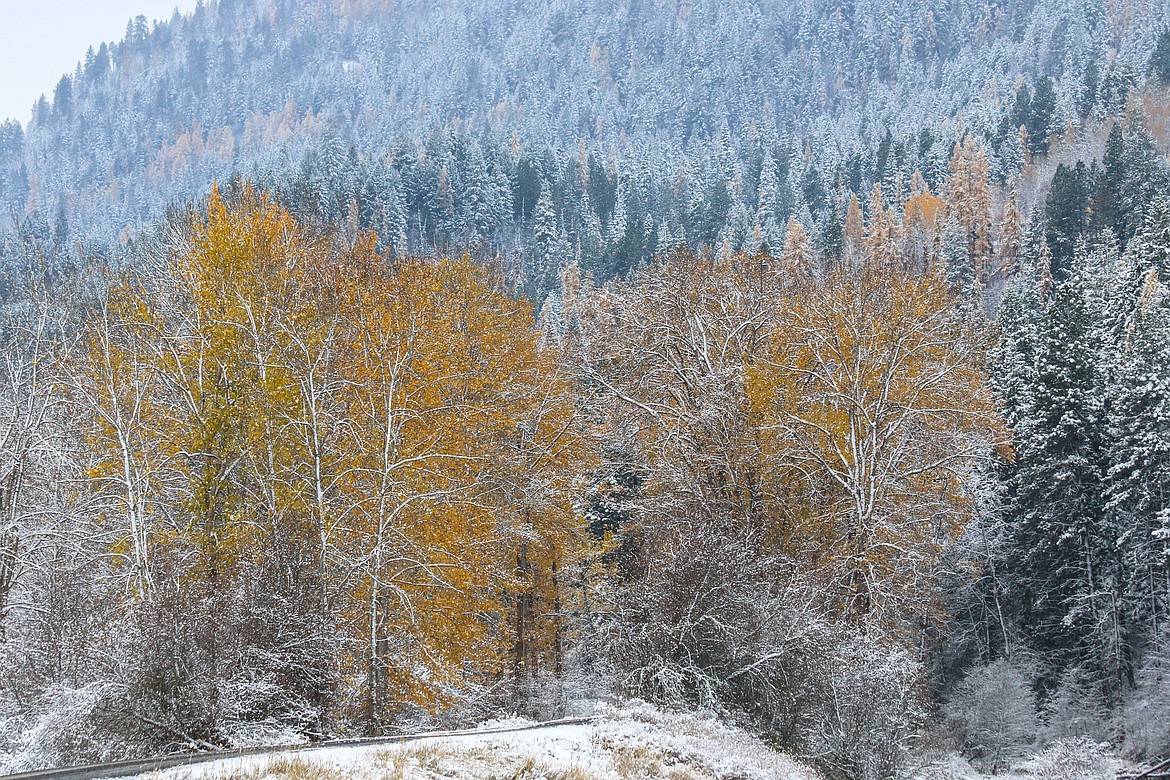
xmin=748 ymin=260 xmax=1006 ymax=627
xmin=73 ymin=184 xmax=592 ymax=735
xmin=334 ymin=252 xmax=591 ymax=724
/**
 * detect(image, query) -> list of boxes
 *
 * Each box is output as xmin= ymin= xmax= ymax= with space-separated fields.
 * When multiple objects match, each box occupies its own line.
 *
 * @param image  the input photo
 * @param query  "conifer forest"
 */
xmin=3 ymin=1 xmax=1170 ymax=778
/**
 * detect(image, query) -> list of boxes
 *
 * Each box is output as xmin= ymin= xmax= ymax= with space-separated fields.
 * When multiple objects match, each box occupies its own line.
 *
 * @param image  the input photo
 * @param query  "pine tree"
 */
xmin=1092 ymin=123 xmax=1126 ymax=242
xmin=1151 ymin=27 xmax=1170 ymax=83
xmin=434 ymin=164 xmax=456 ymax=246
xmin=384 ymin=179 xmax=408 ymax=257
xmin=757 ymin=148 xmax=785 ymax=251
xmin=993 ymin=280 xmax=1041 ymax=436
xmin=1118 ymin=123 xmax=1170 ymax=244
xmin=1007 ymin=82 xmax=1032 ymax=142
xmin=532 ymin=181 xmax=560 ymax=291
xmin=1045 ymin=162 xmax=1090 ymax=280
xmin=459 ymin=142 xmax=499 ymax=245
xmin=1128 ymin=198 xmax=1170 ymax=280
xmin=1000 ymin=247 xmax=1124 ymax=689
xmin=1079 ymin=60 xmax=1100 ymax=118
xmin=1028 ymin=76 xmax=1057 ymax=155
xmin=1104 ymin=259 xmax=1170 ymax=659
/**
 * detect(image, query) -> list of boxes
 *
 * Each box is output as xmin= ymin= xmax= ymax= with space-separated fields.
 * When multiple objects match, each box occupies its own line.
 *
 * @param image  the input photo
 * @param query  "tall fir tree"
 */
xmin=1151 ymin=27 xmax=1170 ymax=83
xmin=1000 ymin=248 xmax=1127 ymax=690
xmin=1045 ymin=162 xmax=1090 ymax=280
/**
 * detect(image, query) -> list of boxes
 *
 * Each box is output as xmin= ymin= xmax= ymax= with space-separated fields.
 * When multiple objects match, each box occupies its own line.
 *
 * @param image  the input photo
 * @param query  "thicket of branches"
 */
xmin=0 ymin=170 xmax=1008 ymax=780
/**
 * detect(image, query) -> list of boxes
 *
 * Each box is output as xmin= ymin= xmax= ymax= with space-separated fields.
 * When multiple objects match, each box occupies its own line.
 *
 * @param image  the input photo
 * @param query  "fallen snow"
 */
xmin=144 ymin=702 xmax=820 ymax=780
xmin=907 ymin=739 xmax=1124 ymax=780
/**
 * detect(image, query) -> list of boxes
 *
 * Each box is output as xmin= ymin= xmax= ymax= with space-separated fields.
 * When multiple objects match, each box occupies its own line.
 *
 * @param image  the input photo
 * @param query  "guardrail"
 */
xmin=0 ymin=716 xmax=597 ymax=780
xmin=1121 ymin=757 xmax=1170 ymax=780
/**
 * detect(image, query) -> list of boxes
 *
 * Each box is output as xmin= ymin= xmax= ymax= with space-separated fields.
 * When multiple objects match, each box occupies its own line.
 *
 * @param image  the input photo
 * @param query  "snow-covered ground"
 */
xmin=906 ymin=739 xmax=1124 ymax=780
xmin=144 ymin=702 xmax=820 ymax=780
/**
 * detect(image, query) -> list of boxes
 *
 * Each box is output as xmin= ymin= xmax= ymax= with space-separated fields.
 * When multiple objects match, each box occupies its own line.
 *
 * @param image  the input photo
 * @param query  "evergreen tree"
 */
xmin=1104 ymin=256 xmax=1170 ymax=661
xmin=1118 ymin=123 xmax=1169 ymax=244
xmin=531 ymin=180 xmax=560 ymax=291
xmin=1007 ymin=83 xmax=1031 ymax=140
xmin=1045 ymin=162 xmax=1090 ymax=280
xmin=1028 ymin=76 xmax=1057 ymax=155
xmin=1151 ymin=27 xmax=1170 ymax=83
xmin=1092 ymin=123 xmax=1126 ymax=243
xmin=1128 ymin=198 xmax=1170 ymax=281
xmin=757 ymin=149 xmax=784 ymax=250
xmin=384 ymin=179 xmax=409 ymax=257
xmin=801 ymin=164 xmax=825 ymax=214
xmin=458 ymin=142 xmax=499 ymax=245
xmin=1001 ymin=249 xmax=1119 ymax=688
xmin=1079 ymin=60 xmax=1100 ymax=117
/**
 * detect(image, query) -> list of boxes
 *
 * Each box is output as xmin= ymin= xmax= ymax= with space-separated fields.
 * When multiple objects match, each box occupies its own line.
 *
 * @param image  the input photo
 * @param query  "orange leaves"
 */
xmin=76 ymin=184 xmax=591 ymax=721
xmin=746 ymin=261 xmax=1004 ymax=624
xmin=904 ymin=190 xmax=945 ymax=232
xmin=579 ymin=246 xmax=1005 ymax=632
xmin=335 ymin=253 xmax=589 ymax=715
xmin=946 ymin=137 xmax=994 ymax=284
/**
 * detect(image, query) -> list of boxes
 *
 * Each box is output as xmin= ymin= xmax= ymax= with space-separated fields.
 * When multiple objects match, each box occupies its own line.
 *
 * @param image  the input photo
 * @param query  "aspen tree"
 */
xmin=749 ymin=260 xmax=1004 ymax=626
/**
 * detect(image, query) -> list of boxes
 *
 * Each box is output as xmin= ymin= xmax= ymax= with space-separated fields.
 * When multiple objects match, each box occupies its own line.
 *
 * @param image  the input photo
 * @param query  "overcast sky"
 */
xmin=0 ymin=1 xmax=199 ymax=125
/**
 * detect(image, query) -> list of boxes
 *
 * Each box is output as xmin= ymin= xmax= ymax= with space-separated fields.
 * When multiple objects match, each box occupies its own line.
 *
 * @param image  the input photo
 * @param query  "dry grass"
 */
xmin=664 ymin=767 xmax=711 ymax=780
xmin=500 ymin=755 xmax=594 ymax=780
xmin=611 ymin=744 xmax=663 ymax=779
xmin=192 ymin=755 xmax=346 ymax=780
xmin=370 ymin=742 xmax=451 ymax=779
xmin=368 ymin=742 xmax=596 ymax=780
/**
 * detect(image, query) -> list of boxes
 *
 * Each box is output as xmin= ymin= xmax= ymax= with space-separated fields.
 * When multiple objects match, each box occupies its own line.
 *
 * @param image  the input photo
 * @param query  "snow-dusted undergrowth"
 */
xmin=908 ymin=738 xmax=1122 ymax=780
xmin=156 ymin=702 xmax=819 ymax=780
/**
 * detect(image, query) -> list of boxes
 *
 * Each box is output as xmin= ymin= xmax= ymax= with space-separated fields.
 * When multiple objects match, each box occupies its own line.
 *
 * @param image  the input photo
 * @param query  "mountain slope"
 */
xmin=1 ymin=0 xmax=1167 ymax=285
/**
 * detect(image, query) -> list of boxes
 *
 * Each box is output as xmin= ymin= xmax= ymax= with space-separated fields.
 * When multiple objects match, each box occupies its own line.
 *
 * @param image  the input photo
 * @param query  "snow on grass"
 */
xmin=907 ymin=738 xmax=1123 ymax=780
xmin=591 ymin=700 xmax=816 ymax=780
xmin=152 ymin=702 xmax=819 ymax=780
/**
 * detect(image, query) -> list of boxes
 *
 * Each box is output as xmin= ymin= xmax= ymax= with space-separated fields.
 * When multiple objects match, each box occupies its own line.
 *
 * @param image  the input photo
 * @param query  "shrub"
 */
xmin=1020 ymin=737 xmax=1117 ymax=780
xmin=943 ymin=659 xmax=1038 ymax=772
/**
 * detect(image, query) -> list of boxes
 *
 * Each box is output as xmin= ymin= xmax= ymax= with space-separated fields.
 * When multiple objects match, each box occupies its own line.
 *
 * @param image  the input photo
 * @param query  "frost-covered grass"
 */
xmin=908 ymin=738 xmax=1122 ymax=780
xmin=160 ymin=702 xmax=818 ymax=780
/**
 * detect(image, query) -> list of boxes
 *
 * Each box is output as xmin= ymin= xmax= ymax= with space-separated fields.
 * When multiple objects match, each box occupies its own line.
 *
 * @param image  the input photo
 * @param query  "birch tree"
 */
xmin=749 ymin=261 xmax=1005 ymax=626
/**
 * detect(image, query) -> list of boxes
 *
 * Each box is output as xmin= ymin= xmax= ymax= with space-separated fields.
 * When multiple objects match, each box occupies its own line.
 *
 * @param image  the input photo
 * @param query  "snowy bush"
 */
xmin=611 ymin=521 xmax=782 ymax=711
xmin=0 ymin=682 xmax=135 ymax=772
xmin=943 ymin=658 xmax=1039 ymax=772
xmin=1019 ymin=737 xmax=1118 ymax=780
xmin=804 ymin=637 xmax=925 ymax=780
xmin=609 ymin=520 xmax=925 ymax=780
xmin=1038 ymin=666 xmax=1110 ymax=746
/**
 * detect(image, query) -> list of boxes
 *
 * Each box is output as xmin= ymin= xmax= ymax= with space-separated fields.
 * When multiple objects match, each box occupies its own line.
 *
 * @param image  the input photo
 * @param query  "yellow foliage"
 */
xmin=75 ymin=184 xmax=593 ymax=721
xmin=904 ymin=190 xmax=945 ymax=231
xmin=747 ymin=260 xmax=1005 ymax=625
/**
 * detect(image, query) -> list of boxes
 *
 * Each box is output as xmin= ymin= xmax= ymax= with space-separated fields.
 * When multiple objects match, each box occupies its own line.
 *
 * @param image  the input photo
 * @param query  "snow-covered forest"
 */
xmin=3 ymin=1 xmax=1170 ymax=778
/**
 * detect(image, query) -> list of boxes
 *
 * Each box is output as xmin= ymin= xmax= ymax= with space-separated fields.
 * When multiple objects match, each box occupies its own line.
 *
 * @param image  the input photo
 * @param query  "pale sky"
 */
xmin=0 ymin=1 xmax=199 ymax=125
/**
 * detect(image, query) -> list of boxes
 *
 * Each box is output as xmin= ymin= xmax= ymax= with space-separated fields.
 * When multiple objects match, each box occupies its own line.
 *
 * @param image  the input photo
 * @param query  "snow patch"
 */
xmin=152 ymin=702 xmax=819 ymax=780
